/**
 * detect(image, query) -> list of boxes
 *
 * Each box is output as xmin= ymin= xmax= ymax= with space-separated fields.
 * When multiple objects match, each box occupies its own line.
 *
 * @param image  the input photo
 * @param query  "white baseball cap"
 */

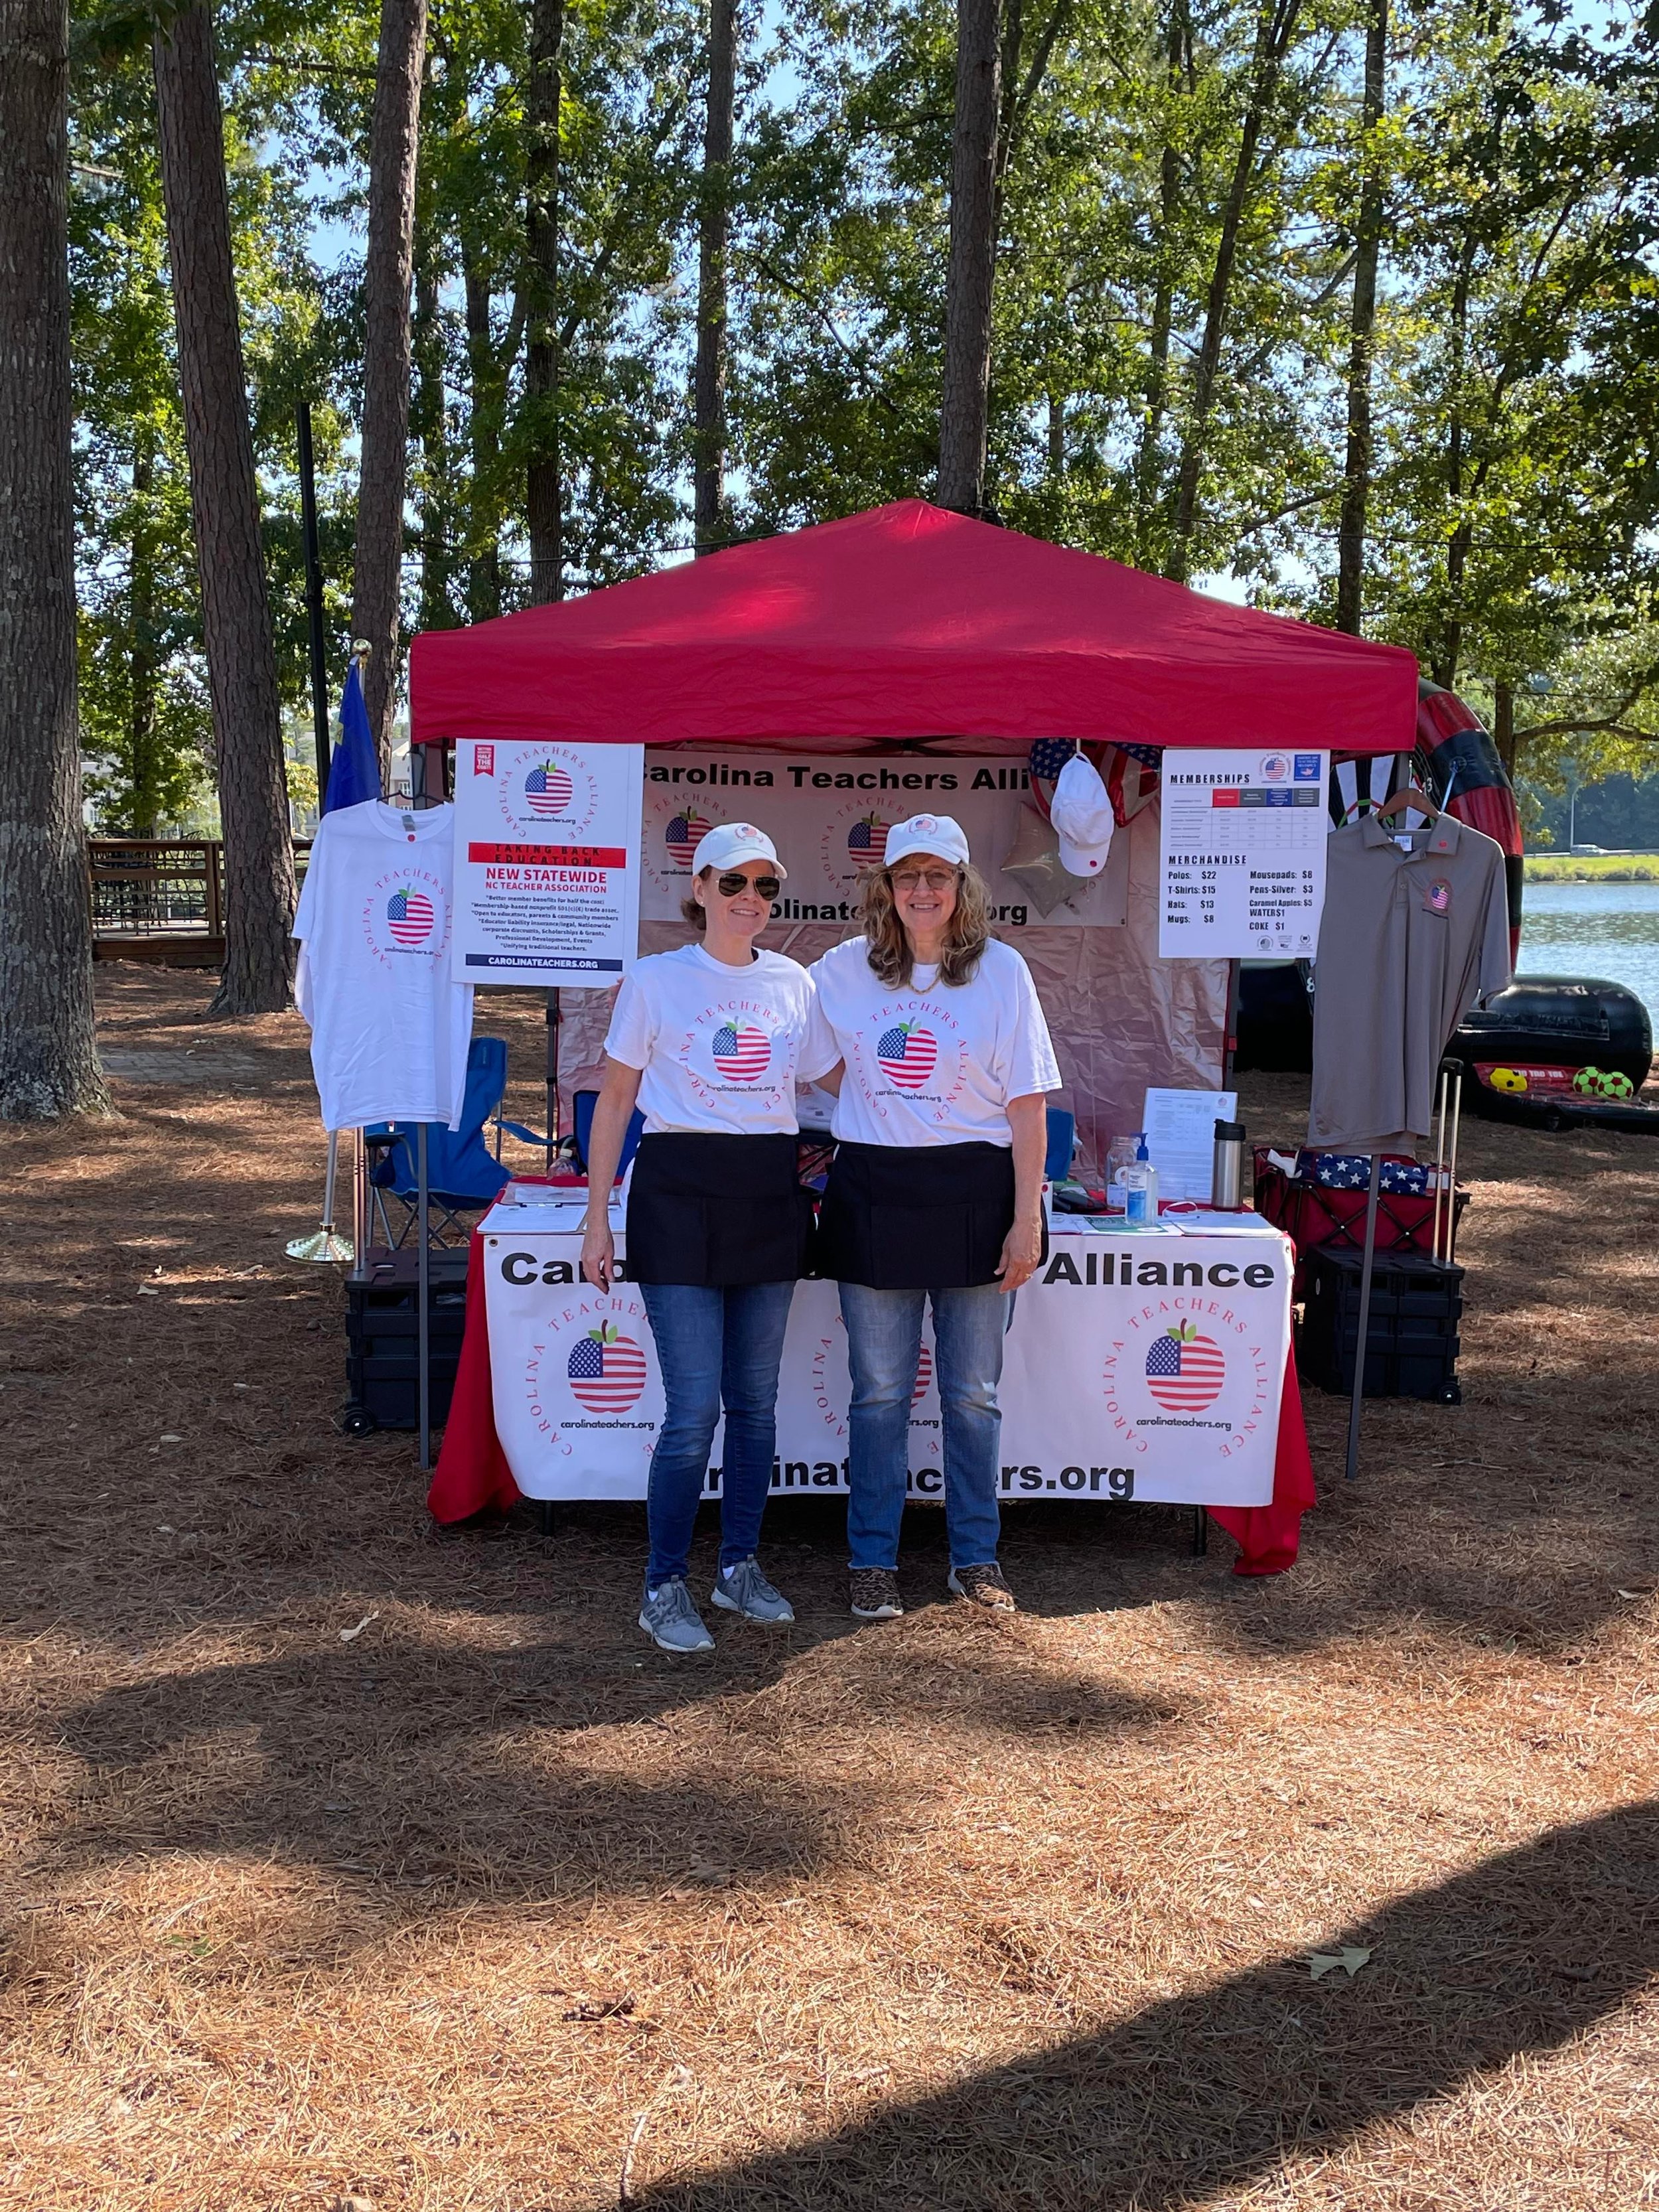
xmin=691 ymin=822 xmax=787 ymax=879
xmin=881 ymin=813 xmax=972 ymax=870
xmin=1049 ymin=754 xmax=1114 ymax=877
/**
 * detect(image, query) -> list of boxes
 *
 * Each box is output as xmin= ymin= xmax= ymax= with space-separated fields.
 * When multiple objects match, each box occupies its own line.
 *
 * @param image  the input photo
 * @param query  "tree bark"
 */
xmin=693 ymin=0 xmax=737 ymax=554
xmin=129 ymin=423 xmax=161 ymax=836
xmin=462 ymin=239 xmax=503 ymax=621
xmin=1334 ymin=0 xmax=1386 ymax=634
xmin=1493 ymin=678 xmax=1516 ymax=781
xmin=1431 ymin=236 xmax=1475 ymax=690
xmin=1135 ymin=0 xmax=1189 ymax=536
xmin=411 ymin=229 xmax=451 ymax=633
xmin=351 ymin=0 xmax=427 ymax=761
xmin=524 ymin=0 xmax=563 ymax=603
xmin=152 ymin=1 xmax=295 ymax=1014
xmin=938 ymin=0 xmax=1003 ymax=516
xmin=0 ymin=0 xmax=108 ymax=1117
xmin=1167 ymin=0 xmax=1302 ymax=581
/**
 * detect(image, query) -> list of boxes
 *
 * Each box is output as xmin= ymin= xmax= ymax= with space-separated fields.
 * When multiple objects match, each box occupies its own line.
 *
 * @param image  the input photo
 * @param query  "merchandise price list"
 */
xmin=1158 ymin=748 xmax=1330 ymax=959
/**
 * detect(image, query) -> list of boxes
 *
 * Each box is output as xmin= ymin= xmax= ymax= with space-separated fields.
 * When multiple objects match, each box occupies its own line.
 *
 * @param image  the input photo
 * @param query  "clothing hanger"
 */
xmin=1371 ymin=781 xmax=1444 ymax=824
xmin=1371 ymin=758 xmax=1459 ymax=827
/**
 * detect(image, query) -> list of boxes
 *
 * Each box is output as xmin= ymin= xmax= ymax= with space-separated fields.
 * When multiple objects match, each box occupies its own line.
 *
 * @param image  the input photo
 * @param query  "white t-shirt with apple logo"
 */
xmin=604 ymin=942 xmax=835 ymax=1136
xmin=806 ymin=936 xmax=1061 ymax=1148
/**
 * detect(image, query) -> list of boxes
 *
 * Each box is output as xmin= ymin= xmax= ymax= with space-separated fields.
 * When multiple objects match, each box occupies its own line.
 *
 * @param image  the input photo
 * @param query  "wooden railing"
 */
xmin=88 ymin=838 xmax=311 ymax=964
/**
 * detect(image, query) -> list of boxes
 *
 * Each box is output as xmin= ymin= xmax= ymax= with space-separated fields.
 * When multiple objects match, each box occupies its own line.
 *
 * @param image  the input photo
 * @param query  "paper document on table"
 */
xmin=1143 ymin=1087 xmax=1237 ymax=1204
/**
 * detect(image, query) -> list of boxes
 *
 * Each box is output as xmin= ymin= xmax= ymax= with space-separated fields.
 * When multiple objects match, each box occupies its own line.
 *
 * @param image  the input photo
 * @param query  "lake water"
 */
xmin=1518 ymin=881 xmax=1659 ymax=1029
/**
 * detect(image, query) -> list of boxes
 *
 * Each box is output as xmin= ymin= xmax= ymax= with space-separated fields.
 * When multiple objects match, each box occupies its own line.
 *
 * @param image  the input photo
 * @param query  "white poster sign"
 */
xmin=640 ymin=753 xmax=1128 ymax=930
xmin=1159 ymin=747 xmax=1329 ymax=958
xmin=482 ymin=1211 xmax=1291 ymax=1509
xmin=452 ymin=739 xmax=644 ymax=986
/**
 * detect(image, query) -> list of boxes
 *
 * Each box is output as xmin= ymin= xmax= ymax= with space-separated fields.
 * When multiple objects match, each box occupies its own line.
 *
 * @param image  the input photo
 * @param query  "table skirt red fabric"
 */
xmin=427 ymin=1234 xmax=1317 ymax=1573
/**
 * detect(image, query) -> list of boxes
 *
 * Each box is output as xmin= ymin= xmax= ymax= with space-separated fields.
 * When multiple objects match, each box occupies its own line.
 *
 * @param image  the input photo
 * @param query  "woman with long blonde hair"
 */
xmin=804 ymin=815 xmax=1060 ymax=1620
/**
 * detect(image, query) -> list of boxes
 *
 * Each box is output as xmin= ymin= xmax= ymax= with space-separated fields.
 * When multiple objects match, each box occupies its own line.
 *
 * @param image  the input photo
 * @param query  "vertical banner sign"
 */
xmin=1159 ymin=749 xmax=1330 ymax=958
xmin=453 ymin=740 xmax=644 ymax=986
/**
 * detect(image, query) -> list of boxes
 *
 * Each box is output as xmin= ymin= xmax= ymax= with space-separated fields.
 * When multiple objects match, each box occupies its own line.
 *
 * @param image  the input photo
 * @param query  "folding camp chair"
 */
xmin=365 ymin=1036 xmax=547 ymax=1251
xmin=571 ymin=1087 xmax=646 ymax=1182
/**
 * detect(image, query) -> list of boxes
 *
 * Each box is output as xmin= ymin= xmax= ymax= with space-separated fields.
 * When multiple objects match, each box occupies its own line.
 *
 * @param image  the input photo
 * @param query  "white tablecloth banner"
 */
xmin=482 ymin=1206 xmax=1291 ymax=1509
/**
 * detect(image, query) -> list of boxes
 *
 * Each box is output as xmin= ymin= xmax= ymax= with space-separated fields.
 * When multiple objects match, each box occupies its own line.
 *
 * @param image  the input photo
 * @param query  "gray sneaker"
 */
xmin=711 ymin=1556 xmax=796 ymax=1624
xmin=638 ymin=1578 xmax=715 ymax=1653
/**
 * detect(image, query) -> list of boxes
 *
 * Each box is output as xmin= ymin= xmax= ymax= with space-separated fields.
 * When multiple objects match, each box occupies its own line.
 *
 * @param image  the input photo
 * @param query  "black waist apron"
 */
xmin=625 ymin=1132 xmax=812 ymax=1288
xmin=818 ymin=1140 xmax=1021 ymax=1290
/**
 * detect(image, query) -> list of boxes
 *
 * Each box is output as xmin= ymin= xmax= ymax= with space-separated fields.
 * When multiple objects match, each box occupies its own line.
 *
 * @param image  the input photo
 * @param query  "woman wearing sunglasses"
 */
xmin=582 ymin=824 xmax=834 ymax=1654
xmin=804 ymin=815 xmax=1060 ymax=1621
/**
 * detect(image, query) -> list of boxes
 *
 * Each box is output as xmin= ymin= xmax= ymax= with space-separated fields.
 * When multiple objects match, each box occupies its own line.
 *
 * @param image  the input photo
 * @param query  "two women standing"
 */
xmin=582 ymin=814 xmax=1060 ymax=1651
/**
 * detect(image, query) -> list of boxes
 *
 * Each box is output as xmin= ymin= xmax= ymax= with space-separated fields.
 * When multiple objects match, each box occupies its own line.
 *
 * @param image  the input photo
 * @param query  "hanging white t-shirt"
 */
xmin=604 ymin=942 xmax=834 ymax=1136
xmin=805 ymin=936 xmax=1061 ymax=1147
xmin=293 ymin=800 xmax=474 ymax=1132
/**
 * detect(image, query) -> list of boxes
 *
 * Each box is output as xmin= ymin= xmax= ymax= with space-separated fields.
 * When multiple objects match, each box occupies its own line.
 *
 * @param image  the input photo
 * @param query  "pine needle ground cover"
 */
xmin=2 ymin=967 xmax=1657 ymax=2211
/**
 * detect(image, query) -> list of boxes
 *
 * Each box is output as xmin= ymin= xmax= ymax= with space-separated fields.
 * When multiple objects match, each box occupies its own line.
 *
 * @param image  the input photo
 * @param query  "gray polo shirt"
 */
xmin=1309 ymin=813 xmax=1511 ymax=1153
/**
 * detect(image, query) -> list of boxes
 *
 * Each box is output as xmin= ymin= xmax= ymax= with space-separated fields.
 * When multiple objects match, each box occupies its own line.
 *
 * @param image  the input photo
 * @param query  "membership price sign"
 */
xmin=1159 ymin=747 xmax=1329 ymax=959
xmin=453 ymin=739 xmax=644 ymax=986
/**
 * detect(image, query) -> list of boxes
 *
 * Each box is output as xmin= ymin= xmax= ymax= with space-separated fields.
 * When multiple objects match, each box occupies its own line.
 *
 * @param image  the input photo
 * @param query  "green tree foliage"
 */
xmin=65 ymin=0 xmax=1659 ymax=820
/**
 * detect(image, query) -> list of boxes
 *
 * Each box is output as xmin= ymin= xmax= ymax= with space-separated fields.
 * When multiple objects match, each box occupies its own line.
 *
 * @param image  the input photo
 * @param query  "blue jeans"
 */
xmin=839 ymin=1282 xmax=1006 ymax=1573
xmin=638 ymin=1280 xmax=796 ymax=1589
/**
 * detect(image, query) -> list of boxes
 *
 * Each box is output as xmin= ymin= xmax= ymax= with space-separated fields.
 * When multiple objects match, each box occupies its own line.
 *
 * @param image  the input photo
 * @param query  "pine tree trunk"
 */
xmin=1135 ymin=0 xmax=1188 ymax=540
xmin=524 ymin=0 xmax=563 ymax=604
xmin=351 ymin=0 xmax=427 ymax=760
xmin=1334 ymin=0 xmax=1386 ymax=635
xmin=693 ymin=0 xmax=737 ymax=555
xmin=1168 ymin=0 xmax=1302 ymax=581
xmin=937 ymin=0 xmax=1002 ymax=516
xmin=412 ymin=235 xmax=451 ymax=632
xmin=129 ymin=423 xmax=161 ymax=836
xmin=462 ymin=242 xmax=503 ymax=621
xmin=152 ymin=1 xmax=295 ymax=1015
xmin=0 ymin=0 xmax=108 ymax=1118
xmin=1493 ymin=679 xmax=1516 ymax=780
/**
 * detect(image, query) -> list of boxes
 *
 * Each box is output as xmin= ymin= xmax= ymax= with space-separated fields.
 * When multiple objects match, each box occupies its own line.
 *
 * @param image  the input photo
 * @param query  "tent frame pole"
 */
xmin=417 ymin=1123 xmax=431 ymax=1471
xmin=1342 ymin=1151 xmax=1382 ymax=1483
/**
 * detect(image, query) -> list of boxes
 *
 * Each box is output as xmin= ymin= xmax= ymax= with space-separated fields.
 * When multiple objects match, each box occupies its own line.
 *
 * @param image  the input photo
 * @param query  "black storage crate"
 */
xmin=343 ymin=1248 xmax=470 ymax=1432
xmin=1296 ymin=1244 xmax=1463 ymax=1403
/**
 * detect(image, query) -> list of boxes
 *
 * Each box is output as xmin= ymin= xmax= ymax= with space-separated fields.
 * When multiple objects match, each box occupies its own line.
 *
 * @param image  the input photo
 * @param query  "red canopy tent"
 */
xmin=413 ymin=501 xmax=1378 ymax=1570
xmin=409 ymin=498 xmax=1416 ymax=754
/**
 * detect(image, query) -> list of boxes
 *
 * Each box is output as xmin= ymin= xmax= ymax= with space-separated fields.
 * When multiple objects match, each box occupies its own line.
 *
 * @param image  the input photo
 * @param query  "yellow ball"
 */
xmin=1489 ymin=1067 xmax=1528 ymax=1094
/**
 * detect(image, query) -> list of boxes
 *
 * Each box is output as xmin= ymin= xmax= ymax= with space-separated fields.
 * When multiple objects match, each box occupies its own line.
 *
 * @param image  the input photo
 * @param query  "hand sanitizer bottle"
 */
xmin=1122 ymin=1134 xmax=1159 ymax=1226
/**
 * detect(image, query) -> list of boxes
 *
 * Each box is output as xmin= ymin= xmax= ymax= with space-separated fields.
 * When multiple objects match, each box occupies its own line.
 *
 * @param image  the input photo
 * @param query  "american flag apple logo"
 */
xmin=525 ymin=760 xmax=574 ymax=816
xmin=1144 ymin=1321 xmax=1225 ymax=1412
xmin=666 ymin=809 xmax=713 ymax=869
xmin=876 ymin=1021 xmax=937 ymax=1089
xmin=386 ymin=885 xmax=435 ymax=945
xmin=847 ymin=814 xmax=890 ymax=866
xmin=567 ymin=1321 xmax=648 ymax=1413
xmin=711 ymin=1022 xmax=771 ymax=1081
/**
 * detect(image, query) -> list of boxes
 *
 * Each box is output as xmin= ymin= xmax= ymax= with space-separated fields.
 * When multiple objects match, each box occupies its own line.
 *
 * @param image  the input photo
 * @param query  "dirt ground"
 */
xmin=3 ymin=962 xmax=1658 ymax=2211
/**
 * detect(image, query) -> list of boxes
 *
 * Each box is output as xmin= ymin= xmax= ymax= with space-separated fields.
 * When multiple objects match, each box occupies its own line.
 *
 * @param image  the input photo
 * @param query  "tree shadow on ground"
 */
xmin=46 ymin=1614 xmax=1184 ymax=1901
xmin=628 ymin=1799 xmax=1659 ymax=2209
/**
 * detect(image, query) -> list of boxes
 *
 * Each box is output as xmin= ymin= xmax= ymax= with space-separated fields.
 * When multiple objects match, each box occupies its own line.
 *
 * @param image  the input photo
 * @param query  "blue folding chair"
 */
xmin=573 ymin=1087 xmax=645 ymax=1182
xmin=1045 ymin=1106 xmax=1076 ymax=1181
xmin=366 ymin=1036 xmax=547 ymax=1249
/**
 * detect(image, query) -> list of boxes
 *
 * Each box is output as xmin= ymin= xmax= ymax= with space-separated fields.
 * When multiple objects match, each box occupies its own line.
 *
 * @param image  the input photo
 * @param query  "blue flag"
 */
xmin=323 ymin=658 xmax=382 ymax=813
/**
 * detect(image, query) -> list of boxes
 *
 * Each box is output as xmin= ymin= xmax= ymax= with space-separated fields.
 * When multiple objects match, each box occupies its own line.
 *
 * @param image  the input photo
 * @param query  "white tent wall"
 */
xmin=548 ymin=803 xmax=1228 ymax=1177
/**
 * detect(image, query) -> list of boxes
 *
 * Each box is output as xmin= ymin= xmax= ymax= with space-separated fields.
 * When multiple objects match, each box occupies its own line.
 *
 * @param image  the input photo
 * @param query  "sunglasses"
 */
xmin=888 ymin=866 xmax=959 ymax=893
xmin=715 ymin=870 xmax=781 ymax=901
